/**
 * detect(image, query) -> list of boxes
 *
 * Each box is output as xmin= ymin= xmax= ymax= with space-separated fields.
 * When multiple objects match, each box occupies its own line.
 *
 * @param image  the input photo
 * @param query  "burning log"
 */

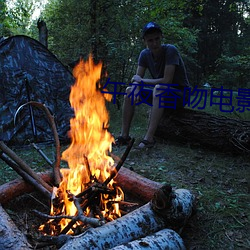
xmin=110 ymin=228 xmax=186 ymax=250
xmin=0 ymin=204 xmax=32 ymax=249
xmin=59 ymin=185 xmax=195 ymax=250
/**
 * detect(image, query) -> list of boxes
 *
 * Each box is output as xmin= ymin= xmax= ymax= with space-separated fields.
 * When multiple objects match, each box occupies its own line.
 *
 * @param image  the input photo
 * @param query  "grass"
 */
xmin=109 ymin=102 xmax=250 ymax=250
xmin=0 ymin=101 xmax=249 ymax=249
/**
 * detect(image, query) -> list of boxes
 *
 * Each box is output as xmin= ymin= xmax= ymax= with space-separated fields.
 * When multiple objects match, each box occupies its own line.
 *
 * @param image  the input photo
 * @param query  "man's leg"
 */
xmin=138 ymin=85 xmax=164 ymax=146
xmin=138 ymin=86 xmax=185 ymax=148
xmin=120 ymin=87 xmax=135 ymax=138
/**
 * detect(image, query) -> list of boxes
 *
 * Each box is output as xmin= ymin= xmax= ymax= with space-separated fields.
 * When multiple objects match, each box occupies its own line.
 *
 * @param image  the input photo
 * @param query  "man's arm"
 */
xmin=132 ymin=64 xmax=176 ymax=85
xmin=135 ymin=65 xmax=146 ymax=80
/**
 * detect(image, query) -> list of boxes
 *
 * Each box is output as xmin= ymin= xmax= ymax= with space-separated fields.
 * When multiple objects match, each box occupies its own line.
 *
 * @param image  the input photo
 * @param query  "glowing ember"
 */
xmin=40 ymin=55 xmax=124 ymax=235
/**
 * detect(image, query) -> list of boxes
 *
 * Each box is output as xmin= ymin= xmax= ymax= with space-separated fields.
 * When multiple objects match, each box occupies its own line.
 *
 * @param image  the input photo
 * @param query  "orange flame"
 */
xmin=42 ymin=55 xmax=123 ymax=234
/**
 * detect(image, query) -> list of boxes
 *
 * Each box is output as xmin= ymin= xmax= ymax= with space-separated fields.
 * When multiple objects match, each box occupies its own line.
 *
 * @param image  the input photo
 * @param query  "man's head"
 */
xmin=142 ymin=22 xmax=163 ymax=52
xmin=142 ymin=22 xmax=162 ymax=39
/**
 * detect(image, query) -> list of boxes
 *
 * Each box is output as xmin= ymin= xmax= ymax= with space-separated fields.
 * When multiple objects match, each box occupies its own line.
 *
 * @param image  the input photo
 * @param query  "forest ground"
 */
xmin=0 ymin=104 xmax=249 ymax=249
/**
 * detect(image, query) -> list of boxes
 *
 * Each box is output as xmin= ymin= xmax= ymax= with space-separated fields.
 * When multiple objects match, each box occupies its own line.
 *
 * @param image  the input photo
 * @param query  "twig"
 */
xmin=103 ymin=138 xmax=135 ymax=186
xmin=72 ymin=194 xmax=105 ymax=227
xmin=33 ymin=209 xmax=74 ymax=220
xmin=32 ymin=143 xmax=53 ymax=167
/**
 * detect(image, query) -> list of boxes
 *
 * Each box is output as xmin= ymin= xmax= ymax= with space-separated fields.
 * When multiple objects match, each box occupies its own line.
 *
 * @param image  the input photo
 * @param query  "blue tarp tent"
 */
xmin=0 ymin=35 xmax=74 ymax=145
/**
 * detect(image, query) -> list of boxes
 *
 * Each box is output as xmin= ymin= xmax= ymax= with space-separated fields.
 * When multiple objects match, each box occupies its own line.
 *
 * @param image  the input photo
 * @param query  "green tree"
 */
xmin=186 ymin=0 xmax=250 ymax=87
xmin=5 ymin=0 xmax=35 ymax=35
xmin=0 ymin=0 xmax=12 ymax=36
xmin=42 ymin=0 xmax=198 ymax=87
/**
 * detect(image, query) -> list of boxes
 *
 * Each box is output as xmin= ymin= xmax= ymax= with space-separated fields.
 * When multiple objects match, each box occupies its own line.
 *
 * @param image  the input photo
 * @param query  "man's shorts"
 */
xmin=137 ymin=87 xmax=187 ymax=113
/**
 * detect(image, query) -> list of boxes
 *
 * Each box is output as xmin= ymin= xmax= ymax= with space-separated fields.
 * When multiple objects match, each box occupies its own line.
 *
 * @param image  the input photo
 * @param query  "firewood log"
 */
xmin=115 ymin=166 xmax=162 ymax=203
xmin=0 ymin=167 xmax=158 ymax=205
xmin=110 ymin=228 xmax=186 ymax=250
xmin=0 ymin=171 xmax=53 ymax=204
xmin=0 ymin=204 xmax=32 ymax=249
xmin=59 ymin=186 xmax=195 ymax=250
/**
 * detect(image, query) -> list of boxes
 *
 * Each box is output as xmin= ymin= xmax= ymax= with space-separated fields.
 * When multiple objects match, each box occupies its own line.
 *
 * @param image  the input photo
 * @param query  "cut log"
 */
xmin=59 ymin=202 xmax=165 ymax=250
xmin=0 ymin=171 xmax=53 ymax=205
xmin=0 ymin=167 xmax=159 ymax=205
xmin=59 ymin=186 xmax=195 ymax=250
xmin=0 ymin=204 xmax=32 ymax=249
xmin=155 ymin=108 xmax=250 ymax=153
xmin=114 ymin=166 xmax=162 ymax=202
xmin=110 ymin=228 xmax=186 ymax=250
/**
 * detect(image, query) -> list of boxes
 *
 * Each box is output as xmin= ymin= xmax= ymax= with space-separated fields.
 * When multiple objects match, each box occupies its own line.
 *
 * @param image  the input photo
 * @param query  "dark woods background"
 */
xmin=1 ymin=0 xmax=250 ymax=91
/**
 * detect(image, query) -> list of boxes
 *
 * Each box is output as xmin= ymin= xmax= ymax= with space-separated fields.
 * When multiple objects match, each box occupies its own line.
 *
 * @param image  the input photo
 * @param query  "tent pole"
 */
xmin=25 ymin=78 xmax=38 ymax=142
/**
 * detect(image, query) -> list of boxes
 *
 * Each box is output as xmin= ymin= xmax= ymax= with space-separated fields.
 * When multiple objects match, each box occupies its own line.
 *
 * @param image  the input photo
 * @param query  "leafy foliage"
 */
xmin=2 ymin=0 xmax=250 ymax=89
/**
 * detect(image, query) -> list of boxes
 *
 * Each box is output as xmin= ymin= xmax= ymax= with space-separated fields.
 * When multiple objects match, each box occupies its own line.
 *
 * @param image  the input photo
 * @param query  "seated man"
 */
xmin=116 ymin=21 xmax=191 ymax=148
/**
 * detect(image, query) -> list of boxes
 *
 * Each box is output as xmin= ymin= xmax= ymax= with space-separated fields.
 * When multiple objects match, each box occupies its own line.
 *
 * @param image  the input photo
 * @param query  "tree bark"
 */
xmin=0 ymin=204 xmax=32 ymax=249
xmin=0 ymin=171 xmax=53 ymax=205
xmin=114 ymin=166 xmax=162 ymax=203
xmin=0 ymin=167 xmax=160 ymax=205
xmin=59 ymin=187 xmax=195 ymax=250
xmin=155 ymin=108 xmax=250 ymax=153
xmin=110 ymin=228 xmax=186 ymax=250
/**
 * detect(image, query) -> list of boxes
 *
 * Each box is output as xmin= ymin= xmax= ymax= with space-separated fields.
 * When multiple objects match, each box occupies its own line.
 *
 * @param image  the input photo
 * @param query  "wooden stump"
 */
xmin=37 ymin=19 xmax=48 ymax=47
xmin=155 ymin=108 xmax=250 ymax=153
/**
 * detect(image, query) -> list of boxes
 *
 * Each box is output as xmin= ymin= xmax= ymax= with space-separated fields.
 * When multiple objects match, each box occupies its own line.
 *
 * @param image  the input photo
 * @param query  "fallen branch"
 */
xmin=104 ymin=138 xmax=135 ymax=186
xmin=0 ymin=141 xmax=52 ymax=193
xmin=0 ymin=152 xmax=51 ymax=199
xmin=156 ymin=108 xmax=250 ymax=153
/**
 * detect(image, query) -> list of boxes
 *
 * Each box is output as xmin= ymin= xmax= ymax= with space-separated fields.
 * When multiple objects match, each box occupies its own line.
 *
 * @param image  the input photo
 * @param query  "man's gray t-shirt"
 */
xmin=138 ymin=44 xmax=191 ymax=90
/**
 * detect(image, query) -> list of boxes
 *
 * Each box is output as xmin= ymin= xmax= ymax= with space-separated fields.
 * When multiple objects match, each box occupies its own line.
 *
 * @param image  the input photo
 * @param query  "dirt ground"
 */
xmin=0 ymin=103 xmax=249 ymax=249
xmin=1 ymin=138 xmax=249 ymax=250
xmin=113 ymin=138 xmax=250 ymax=250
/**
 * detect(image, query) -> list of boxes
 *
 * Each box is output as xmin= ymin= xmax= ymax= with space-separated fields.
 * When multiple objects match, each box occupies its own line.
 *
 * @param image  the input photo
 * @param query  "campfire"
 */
xmin=39 ymin=55 xmax=128 ymax=236
xmin=0 ymin=55 xmax=196 ymax=249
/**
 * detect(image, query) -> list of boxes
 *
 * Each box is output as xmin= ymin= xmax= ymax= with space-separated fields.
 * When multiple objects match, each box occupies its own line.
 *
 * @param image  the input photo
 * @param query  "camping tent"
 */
xmin=0 ymin=35 xmax=75 ymax=145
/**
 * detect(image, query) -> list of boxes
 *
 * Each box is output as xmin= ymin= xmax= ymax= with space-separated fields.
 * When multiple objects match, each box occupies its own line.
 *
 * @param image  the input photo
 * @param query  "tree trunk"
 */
xmin=155 ymin=108 xmax=250 ymax=153
xmin=0 ymin=204 xmax=32 ymax=249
